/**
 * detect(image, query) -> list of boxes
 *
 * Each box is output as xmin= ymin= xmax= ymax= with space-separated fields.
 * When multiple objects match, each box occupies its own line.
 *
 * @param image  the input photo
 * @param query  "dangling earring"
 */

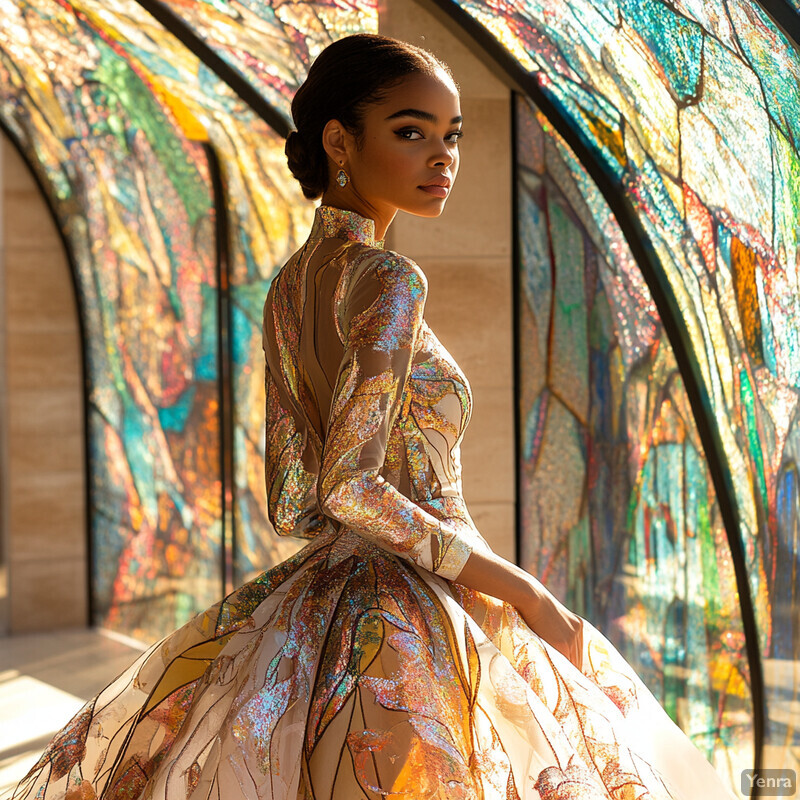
xmin=336 ymin=166 xmax=349 ymax=187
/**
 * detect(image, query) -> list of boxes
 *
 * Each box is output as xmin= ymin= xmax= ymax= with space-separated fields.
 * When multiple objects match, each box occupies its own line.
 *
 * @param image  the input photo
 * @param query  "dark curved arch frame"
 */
xmin=755 ymin=0 xmax=800 ymax=50
xmin=204 ymin=142 xmax=237 ymax=597
xmin=416 ymin=0 xmax=767 ymax=781
xmin=133 ymin=0 xmax=293 ymax=139
xmin=0 ymin=118 xmax=93 ymax=625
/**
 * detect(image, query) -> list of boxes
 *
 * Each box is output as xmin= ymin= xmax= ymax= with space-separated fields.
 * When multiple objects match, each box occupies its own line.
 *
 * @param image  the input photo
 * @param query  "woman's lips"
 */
xmin=418 ymin=184 xmax=449 ymax=198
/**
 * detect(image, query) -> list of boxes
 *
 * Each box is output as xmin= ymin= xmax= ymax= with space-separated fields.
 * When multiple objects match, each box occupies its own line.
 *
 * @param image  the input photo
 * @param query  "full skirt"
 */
xmin=10 ymin=527 xmax=735 ymax=800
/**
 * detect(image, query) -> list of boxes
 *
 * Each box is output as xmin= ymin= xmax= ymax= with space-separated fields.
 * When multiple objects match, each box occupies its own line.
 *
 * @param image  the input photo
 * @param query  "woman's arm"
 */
xmin=317 ymin=251 xmax=472 ymax=579
xmin=455 ymin=548 xmax=584 ymax=669
xmin=319 ymin=248 xmax=582 ymax=666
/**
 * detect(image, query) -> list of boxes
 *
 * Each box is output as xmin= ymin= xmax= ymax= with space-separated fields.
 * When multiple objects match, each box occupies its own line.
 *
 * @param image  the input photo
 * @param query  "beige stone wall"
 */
xmin=380 ymin=0 xmax=516 ymax=561
xmin=0 ymin=134 xmax=87 ymax=633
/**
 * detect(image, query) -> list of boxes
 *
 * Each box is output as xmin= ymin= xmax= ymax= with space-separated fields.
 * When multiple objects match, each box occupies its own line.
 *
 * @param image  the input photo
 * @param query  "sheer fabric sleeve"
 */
xmin=318 ymin=252 xmax=473 ymax=580
xmin=264 ymin=368 xmax=324 ymax=539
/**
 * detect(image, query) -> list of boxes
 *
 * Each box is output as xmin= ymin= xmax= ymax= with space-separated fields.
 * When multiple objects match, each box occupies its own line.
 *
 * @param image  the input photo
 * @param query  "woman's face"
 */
xmin=326 ymin=69 xmax=462 ymax=224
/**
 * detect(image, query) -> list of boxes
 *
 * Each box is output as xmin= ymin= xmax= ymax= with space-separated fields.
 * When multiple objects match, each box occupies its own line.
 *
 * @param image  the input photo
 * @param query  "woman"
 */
xmin=13 ymin=33 xmax=735 ymax=800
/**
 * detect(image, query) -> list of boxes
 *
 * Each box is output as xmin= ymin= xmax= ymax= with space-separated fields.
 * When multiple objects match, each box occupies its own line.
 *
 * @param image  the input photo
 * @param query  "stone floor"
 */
xmin=0 ymin=629 xmax=144 ymax=798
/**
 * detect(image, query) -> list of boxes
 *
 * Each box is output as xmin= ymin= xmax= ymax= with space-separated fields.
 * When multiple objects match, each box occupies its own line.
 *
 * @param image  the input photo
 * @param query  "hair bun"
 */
xmin=285 ymin=130 xmax=325 ymax=200
xmin=284 ymin=130 xmax=306 ymax=162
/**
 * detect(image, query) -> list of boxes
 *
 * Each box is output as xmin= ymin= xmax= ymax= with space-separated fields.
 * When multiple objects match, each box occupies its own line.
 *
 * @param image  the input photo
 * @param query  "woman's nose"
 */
xmin=430 ymin=144 xmax=454 ymax=168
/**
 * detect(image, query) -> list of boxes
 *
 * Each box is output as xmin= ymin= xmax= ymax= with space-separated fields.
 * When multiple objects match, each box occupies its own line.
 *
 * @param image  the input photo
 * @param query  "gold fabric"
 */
xmin=11 ymin=206 xmax=735 ymax=800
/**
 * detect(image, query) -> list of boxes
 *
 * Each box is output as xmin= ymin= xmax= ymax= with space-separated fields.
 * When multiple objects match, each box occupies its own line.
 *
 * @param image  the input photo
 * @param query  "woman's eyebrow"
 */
xmin=384 ymin=108 xmax=463 ymax=124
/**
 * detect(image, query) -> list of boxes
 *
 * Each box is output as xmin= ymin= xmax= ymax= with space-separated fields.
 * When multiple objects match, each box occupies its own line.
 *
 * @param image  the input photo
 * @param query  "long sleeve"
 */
xmin=317 ymin=252 xmax=473 ymax=580
xmin=264 ymin=368 xmax=325 ymax=539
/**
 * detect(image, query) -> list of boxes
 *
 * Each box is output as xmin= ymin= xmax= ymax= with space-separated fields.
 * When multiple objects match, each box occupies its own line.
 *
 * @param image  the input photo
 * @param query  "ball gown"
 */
xmin=10 ymin=205 xmax=736 ymax=800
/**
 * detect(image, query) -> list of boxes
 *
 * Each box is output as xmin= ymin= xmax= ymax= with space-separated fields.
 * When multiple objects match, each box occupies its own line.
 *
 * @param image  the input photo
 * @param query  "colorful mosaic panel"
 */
xmin=146 ymin=0 xmax=380 ymax=585
xmin=150 ymin=0 xmax=378 ymax=121
xmin=58 ymin=0 xmax=375 ymax=598
xmin=86 ymin=0 xmax=379 ymax=592
xmin=0 ymin=0 xmax=356 ymax=641
xmin=452 ymin=0 xmax=800 ymax=773
xmin=516 ymin=96 xmax=752 ymax=783
xmin=0 ymin=0 xmax=223 ymax=640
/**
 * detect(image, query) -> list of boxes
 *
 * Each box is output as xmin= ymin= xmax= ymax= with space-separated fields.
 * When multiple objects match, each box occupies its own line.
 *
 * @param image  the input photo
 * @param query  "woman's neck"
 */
xmin=319 ymin=190 xmax=396 ymax=242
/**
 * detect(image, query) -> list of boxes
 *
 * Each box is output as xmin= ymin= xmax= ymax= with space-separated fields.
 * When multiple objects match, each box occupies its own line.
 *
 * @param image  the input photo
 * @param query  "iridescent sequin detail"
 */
xmin=12 ymin=206 xmax=736 ymax=800
xmin=315 ymin=203 xmax=384 ymax=248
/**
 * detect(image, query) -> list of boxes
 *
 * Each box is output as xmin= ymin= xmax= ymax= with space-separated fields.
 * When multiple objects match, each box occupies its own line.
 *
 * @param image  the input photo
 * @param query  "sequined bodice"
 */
xmin=262 ymin=205 xmax=476 ymax=580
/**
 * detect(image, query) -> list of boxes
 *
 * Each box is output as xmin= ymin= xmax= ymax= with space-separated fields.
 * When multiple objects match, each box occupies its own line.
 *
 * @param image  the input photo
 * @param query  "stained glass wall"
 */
xmin=516 ymin=96 xmax=752 ymax=780
xmin=0 ymin=0 xmax=223 ymax=639
xmin=0 ymin=0 xmax=377 ymax=642
xmin=139 ymin=0 xmax=380 ymax=584
xmin=446 ymin=0 xmax=800 ymax=776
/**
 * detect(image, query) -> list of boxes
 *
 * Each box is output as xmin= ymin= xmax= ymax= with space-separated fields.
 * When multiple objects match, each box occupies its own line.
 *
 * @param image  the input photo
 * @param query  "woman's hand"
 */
xmin=515 ymin=579 xmax=584 ymax=671
xmin=453 ymin=548 xmax=584 ymax=671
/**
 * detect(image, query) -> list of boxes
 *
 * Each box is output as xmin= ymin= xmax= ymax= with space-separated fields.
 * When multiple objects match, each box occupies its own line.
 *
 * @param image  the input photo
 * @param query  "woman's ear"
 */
xmin=321 ymin=119 xmax=351 ymax=167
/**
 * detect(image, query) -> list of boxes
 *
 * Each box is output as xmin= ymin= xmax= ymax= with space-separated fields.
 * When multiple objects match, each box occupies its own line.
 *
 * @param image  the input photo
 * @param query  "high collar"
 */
xmin=310 ymin=205 xmax=384 ymax=249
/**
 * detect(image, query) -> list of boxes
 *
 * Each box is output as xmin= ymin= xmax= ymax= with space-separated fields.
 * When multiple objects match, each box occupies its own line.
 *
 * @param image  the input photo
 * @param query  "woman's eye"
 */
xmin=395 ymin=128 xmax=463 ymax=143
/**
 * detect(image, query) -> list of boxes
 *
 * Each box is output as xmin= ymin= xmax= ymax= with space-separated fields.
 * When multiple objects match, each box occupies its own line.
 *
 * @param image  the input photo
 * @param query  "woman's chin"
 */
xmin=402 ymin=198 xmax=450 ymax=218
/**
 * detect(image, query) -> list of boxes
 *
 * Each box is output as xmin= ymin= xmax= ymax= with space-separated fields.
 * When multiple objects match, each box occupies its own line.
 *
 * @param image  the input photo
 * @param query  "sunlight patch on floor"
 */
xmin=0 ymin=629 xmax=146 ymax=798
xmin=0 ymin=671 xmax=85 ymax=796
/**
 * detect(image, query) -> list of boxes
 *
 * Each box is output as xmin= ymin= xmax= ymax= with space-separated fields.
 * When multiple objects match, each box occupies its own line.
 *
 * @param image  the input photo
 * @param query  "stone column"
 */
xmin=0 ymin=134 xmax=87 ymax=633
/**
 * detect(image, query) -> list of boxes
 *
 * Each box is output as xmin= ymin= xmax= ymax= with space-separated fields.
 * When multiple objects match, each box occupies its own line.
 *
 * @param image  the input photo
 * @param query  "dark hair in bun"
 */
xmin=286 ymin=33 xmax=453 ymax=200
